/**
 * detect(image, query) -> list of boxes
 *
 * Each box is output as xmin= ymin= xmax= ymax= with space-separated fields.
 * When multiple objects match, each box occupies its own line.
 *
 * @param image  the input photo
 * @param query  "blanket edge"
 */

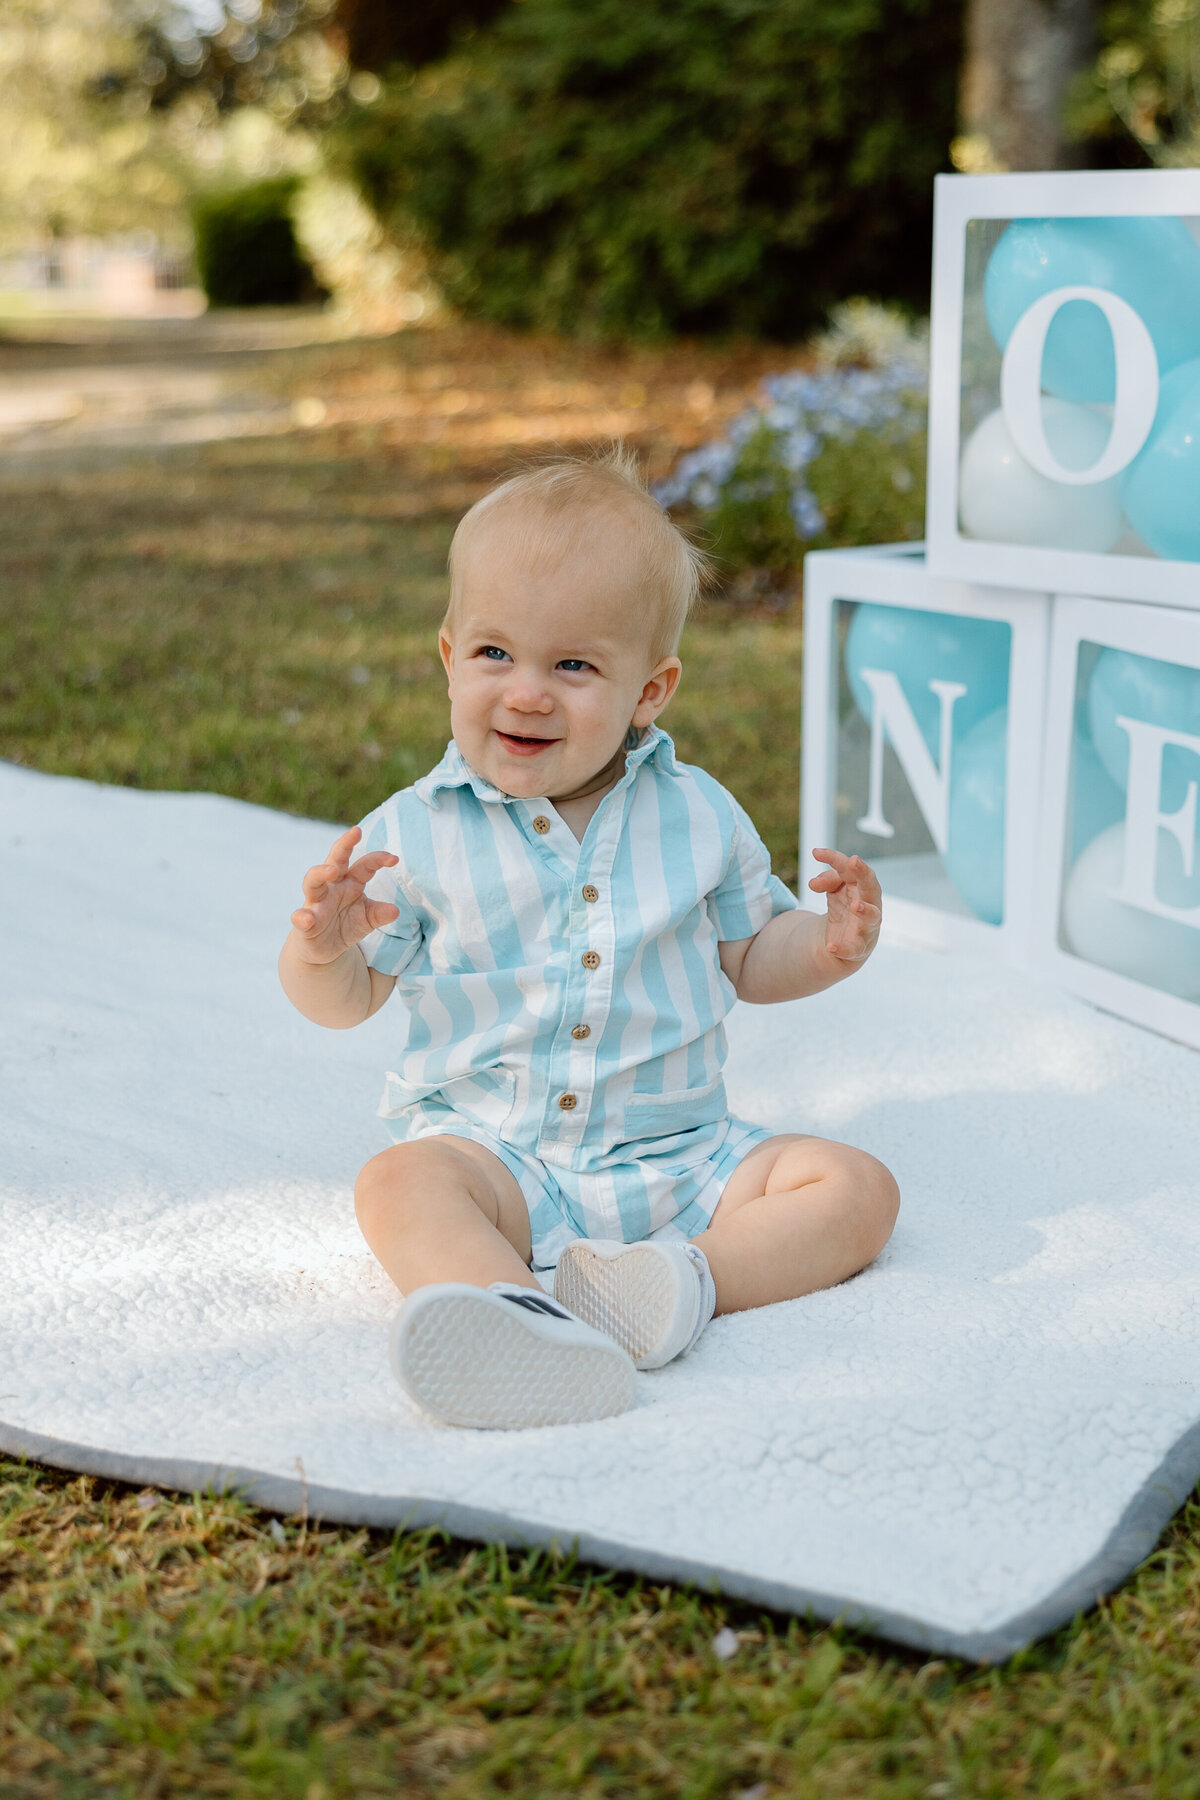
xmin=3 ymin=1417 xmax=1199 ymax=1662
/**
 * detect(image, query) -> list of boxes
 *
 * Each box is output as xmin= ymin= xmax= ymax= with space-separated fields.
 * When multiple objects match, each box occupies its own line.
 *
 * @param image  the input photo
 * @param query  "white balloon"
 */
xmin=958 ymin=402 xmax=1125 ymax=552
xmin=1061 ymin=821 xmax=1200 ymax=1000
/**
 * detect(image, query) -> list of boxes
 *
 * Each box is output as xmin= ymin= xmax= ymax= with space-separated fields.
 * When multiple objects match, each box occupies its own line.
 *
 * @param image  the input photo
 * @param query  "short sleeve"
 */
xmin=354 ymin=803 xmax=424 ymax=979
xmin=707 ymin=799 xmax=800 ymax=942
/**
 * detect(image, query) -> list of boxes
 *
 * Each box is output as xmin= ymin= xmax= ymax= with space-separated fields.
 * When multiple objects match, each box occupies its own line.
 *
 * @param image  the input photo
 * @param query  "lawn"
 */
xmin=2 ymin=317 xmax=1198 ymax=1799
xmin=0 ymin=318 xmax=804 ymax=884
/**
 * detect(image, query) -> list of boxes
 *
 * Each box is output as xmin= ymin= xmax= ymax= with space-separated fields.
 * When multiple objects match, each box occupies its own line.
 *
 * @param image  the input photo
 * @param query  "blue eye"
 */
xmin=480 ymin=645 xmax=510 ymax=661
xmin=557 ymin=658 xmax=590 ymax=672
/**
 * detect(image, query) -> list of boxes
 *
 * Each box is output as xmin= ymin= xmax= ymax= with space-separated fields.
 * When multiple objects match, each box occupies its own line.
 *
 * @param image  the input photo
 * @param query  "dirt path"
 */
xmin=0 ymin=310 xmax=355 ymax=465
xmin=0 ymin=308 xmax=796 ymax=484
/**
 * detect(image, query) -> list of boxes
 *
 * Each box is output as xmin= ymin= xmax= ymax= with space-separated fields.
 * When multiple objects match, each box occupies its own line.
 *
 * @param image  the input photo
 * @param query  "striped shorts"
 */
xmin=383 ymin=1102 xmax=776 ymax=1271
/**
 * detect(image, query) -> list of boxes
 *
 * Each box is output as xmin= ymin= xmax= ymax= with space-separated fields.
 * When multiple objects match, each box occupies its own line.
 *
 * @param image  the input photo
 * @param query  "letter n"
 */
xmin=855 ymin=669 xmax=967 ymax=856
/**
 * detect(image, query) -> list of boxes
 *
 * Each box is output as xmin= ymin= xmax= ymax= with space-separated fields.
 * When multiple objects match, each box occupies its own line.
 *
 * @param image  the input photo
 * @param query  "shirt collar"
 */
xmin=413 ymin=726 xmax=678 ymax=808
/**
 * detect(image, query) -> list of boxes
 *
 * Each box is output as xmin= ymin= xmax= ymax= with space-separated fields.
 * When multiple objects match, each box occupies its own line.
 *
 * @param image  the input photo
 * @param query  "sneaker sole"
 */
xmin=554 ymin=1243 xmax=693 ymax=1369
xmin=391 ymin=1285 xmax=637 ymax=1430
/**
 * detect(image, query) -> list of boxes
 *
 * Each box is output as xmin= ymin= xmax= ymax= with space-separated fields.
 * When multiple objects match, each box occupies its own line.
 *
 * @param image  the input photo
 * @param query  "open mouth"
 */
xmin=496 ymin=731 xmax=558 ymax=754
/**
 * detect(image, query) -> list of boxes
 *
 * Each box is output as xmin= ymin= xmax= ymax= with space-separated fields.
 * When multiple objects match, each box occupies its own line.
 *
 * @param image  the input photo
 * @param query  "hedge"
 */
xmin=191 ymin=178 xmax=324 ymax=309
xmin=335 ymin=0 xmax=962 ymax=339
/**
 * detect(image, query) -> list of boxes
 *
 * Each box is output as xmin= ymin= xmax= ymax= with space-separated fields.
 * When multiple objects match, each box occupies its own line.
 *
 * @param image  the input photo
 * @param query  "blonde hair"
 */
xmin=444 ymin=444 xmax=709 ymax=662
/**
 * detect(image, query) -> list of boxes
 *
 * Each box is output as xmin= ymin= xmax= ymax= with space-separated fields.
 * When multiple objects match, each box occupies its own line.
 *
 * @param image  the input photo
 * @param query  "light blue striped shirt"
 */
xmin=355 ymin=726 xmax=799 ymax=1169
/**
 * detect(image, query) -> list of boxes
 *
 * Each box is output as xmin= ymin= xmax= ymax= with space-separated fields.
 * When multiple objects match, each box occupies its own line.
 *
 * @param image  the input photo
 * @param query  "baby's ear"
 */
xmin=634 ymin=656 xmax=682 ymax=723
xmin=438 ymin=630 xmax=456 ymax=691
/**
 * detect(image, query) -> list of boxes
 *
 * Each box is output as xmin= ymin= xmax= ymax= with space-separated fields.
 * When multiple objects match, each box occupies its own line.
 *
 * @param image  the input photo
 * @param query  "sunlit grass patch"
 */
xmin=2 ymin=1457 xmax=1200 ymax=1799
xmin=0 ymin=424 xmax=803 ymax=879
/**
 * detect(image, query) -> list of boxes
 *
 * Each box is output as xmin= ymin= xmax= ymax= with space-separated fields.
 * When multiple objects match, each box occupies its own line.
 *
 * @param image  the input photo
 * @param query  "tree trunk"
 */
xmin=959 ymin=0 xmax=1096 ymax=170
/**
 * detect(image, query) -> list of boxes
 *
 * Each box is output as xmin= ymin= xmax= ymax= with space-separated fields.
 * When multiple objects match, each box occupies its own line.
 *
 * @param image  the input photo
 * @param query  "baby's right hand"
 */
xmin=290 ymin=827 xmax=400 ymax=965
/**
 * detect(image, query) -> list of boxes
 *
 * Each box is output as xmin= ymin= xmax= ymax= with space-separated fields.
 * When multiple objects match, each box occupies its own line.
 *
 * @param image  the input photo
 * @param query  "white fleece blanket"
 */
xmin=3 ymin=762 xmax=1199 ymax=1662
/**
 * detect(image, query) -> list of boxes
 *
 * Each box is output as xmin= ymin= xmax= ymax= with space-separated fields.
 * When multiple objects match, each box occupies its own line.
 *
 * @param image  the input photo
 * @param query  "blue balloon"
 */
xmin=844 ymin=603 xmax=1010 ymax=758
xmin=984 ymin=217 xmax=1200 ymax=405
xmin=1120 ymin=358 xmax=1200 ymax=561
xmin=943 ymin=707 xmax=1007 ymax=926
xmin=1087 ymin=646 xmax=1200 ymax=812
xmin=1068 ymin=731 xmax=1125 ymax=863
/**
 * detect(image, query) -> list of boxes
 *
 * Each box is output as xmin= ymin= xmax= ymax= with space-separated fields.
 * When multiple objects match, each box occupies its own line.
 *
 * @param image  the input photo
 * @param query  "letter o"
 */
xmin=999 ymin=285 xmax=1159 ymax=486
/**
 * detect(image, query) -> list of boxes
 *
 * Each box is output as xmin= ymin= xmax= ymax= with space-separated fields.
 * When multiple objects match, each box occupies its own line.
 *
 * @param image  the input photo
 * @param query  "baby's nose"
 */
xmin=504 ymin=671 xmax=555 ymax=712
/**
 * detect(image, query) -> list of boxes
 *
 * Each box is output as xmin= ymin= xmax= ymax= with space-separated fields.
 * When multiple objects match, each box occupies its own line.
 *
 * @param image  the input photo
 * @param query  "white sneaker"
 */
xmin=554 ymin=1239 xmax=717 ymax=1370
xmin=389 ymin=1281 xmax=637 ymax=1430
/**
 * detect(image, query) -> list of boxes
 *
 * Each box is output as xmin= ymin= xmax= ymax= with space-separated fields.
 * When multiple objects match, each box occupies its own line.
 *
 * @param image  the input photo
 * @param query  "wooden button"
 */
xmin=557 ymin=1092 xmax=577 ymax=1110
xmin=571 ymin=1024 xmax=590 ymax=1039
xmin=581 ymin=950 xmax=600 ymax=969
xmin=582 ymin=884 xmax=599 ymax=902
xmin=532 ymin=815 xmax=551 ymax=834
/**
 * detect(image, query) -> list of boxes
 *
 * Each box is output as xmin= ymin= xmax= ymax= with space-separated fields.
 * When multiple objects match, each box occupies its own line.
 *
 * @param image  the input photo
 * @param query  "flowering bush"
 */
xmin=656 ymin=304 xmax=929 ymax=600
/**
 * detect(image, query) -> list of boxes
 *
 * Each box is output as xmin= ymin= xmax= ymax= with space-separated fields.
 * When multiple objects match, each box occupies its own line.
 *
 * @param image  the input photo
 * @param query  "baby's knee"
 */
xmin=355 ymin=1140 xmax=452 ymax=1231
xmin=845 ymin=1147 xmax=900 ymax=1259
xmin=353 ymin=1138 xmax=489 ymax=1237
xmin=354 ymin=1147 xmax=400 ymax=1239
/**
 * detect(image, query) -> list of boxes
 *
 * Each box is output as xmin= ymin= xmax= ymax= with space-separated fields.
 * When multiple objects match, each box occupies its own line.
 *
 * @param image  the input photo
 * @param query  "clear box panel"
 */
xmin=959 ymin=215 xmax=1200 ymax=564
xmin=832 ymin=600 xmax=1012 ymax=924
xmin=1059 ymin=640 xmax=1200 ymax=1001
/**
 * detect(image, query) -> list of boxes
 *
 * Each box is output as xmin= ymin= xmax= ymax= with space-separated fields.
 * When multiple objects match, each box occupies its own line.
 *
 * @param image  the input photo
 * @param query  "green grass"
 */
xmin=2 ymin=320 xmax=1198 ymax=1797
xmin=2 ymin=1461 xmax=1200 ymax=1799
xmin=0 ymin=428 xmax=804 ymax=885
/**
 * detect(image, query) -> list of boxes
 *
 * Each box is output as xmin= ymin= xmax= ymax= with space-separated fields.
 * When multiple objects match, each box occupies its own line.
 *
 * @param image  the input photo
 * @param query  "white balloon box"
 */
xmin=926 ymin=170 xmax=1200 ymax=609
xmin=1035 ymin=596 xmax=1200 ymax=1048
xmin=801 ymin=545 xmax=1049 ymax=964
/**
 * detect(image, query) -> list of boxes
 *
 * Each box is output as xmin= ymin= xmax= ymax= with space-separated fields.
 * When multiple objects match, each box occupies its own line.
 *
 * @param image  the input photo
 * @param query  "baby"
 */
xmin=279 ymin=447 xmax=897 ymax=1430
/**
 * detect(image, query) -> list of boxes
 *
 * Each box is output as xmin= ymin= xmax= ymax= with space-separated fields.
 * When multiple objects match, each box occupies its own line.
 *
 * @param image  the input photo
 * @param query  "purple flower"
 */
xmin=653 ymin=352 xmax=926 ymax=546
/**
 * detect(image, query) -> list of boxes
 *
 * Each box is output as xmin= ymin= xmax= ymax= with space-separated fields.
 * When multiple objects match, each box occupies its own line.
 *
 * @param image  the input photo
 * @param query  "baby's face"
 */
xmin=439 ymin=533 xmax=680 ymax=799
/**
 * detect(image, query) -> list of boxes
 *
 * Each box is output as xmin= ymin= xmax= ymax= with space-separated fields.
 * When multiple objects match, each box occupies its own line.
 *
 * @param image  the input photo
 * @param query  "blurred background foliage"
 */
xmin=327 ymin=0 xmax=964 ymax=340
xmin=1068 ymin=0 xmax=1200 ymax=168
xmin=0 ymin=0 xmax=190 ymax=246
xmin=190 ymin=174 xmax=326 ymax=304
xmin=1 ymin=0 xmax=1197 ymax=589
xmin=3 ymin=0 xmax=1197 ymax=335
xmin=116 ymin=0 xmax=349 ymax=130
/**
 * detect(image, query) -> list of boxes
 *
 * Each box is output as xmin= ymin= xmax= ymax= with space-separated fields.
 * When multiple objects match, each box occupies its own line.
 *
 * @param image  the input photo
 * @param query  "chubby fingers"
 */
xmin=844 ymin=854 xmax=882 ymax=913
xmin=364 ymin=898 xmax=401 ymax=928
xmin=324 ymin=826 xmax=366 ymax=881
xmin=300 ymin=846 xmax=397 ymax=904
xmin=826 ymin=900 xmax=881 ymax=960
xmin=300 ymin=828 xmax=359 ymax=903
xmin=809 ymin=845 xmax=856 ymax=880
xmin=811 ymin=849 xmax=882 ymax=959
xmin=348 ymin=849 xmax=399 ymax=887
xmin=808 ymin=845 xmax=847 ymax=891
xmin=809 ymin=847 xmax=881 ymax=898
xmin=290 ymin=895 xmax=400 ymax=935
xmin=323 ymin=826 xmax=362 ymax=875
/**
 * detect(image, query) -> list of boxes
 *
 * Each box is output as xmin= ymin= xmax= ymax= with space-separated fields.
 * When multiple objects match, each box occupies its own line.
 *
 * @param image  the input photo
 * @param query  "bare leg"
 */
xmin=354 ymin=1137 xmax=541 ymax=1296
xmin=693 ymin=1134 xmax=899 ymax=1315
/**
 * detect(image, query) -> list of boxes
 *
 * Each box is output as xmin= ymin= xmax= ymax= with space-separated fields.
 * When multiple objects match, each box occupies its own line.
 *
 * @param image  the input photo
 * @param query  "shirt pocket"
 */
xmin=380 ymin=1066 xmax=517 ymax=1134
xmin=621 ymin=1076 xmax=727 ymax=1145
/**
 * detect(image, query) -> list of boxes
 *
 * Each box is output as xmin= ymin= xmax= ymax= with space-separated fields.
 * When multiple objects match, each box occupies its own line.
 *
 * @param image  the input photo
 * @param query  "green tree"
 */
xmin=333 ymin=0 xmax=512 ymax=72
xmin=115 ymin=0 xmax=347 ymax=131
xmin=1069 ymin=0 xmax=1200 ymax=166
xmin=333 ymin=0 xmax=963 ymax=340
xmin=0 ymin=0 xmax=187 ymax=248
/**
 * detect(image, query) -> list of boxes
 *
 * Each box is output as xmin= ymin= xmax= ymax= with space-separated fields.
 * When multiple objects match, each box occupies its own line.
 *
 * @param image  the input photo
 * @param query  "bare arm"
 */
xmin=718 ymin=848 xmax=882 ymax=1004
xmin=278 ymin=825 xmax=401 ymax=1029
xmin=278 ymin=937 xmax=396 ymax=1028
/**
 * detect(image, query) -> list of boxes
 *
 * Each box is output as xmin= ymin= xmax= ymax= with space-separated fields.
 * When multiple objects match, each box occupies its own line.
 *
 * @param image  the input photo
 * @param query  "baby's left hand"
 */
xmin=808 ymin=848 xmax=882 ymax=967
